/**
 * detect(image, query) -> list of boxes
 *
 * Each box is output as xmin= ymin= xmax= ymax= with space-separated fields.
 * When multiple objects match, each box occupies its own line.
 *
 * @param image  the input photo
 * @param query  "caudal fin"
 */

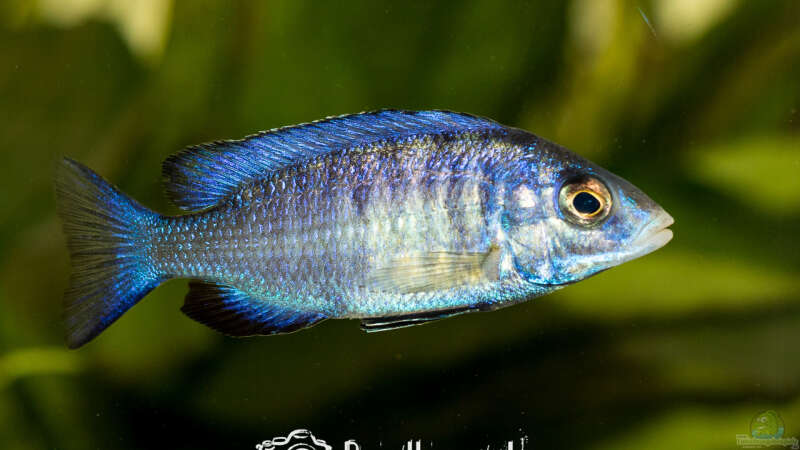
xmin=55 ymin=158 xmax=164 ymax=348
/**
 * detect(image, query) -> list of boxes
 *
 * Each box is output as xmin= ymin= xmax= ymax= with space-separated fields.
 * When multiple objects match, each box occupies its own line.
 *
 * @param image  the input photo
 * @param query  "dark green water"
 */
xmin=1 ymin=1 xmax=798 ymax=449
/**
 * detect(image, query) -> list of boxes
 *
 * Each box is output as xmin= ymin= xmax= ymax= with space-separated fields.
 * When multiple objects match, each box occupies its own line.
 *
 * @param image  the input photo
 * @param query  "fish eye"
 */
xmin=573 ymin=191 xmax=601 ymax=215
xmin=558 ymin=176 xmax=612 ymax=226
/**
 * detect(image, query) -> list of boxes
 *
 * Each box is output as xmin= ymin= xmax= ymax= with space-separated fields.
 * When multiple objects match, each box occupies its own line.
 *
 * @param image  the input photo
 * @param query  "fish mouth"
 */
xmin=627 ymin=211 xmax=674 ymax=260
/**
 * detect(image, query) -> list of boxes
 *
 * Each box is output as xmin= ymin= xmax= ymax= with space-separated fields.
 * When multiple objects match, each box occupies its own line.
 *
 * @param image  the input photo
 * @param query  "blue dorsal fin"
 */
xmin=180 ymin=281 xmax=327 ymax=336
xmin=162 ymin=110 xmax=505 ymax=211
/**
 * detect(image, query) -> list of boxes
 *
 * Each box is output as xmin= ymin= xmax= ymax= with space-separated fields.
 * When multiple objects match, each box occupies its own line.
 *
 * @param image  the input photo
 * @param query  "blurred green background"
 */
xmin=1 ymin=0 xmax=799 ymax=449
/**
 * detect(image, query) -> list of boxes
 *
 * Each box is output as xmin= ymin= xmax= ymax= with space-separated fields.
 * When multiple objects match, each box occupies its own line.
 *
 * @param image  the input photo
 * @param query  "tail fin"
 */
xmin=55 ymin=158 xmax=164 ymax=348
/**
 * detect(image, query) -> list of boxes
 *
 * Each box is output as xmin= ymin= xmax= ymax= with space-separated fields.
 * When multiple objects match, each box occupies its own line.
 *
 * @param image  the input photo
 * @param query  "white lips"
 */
xmin=629 ymin=211 xmax=675 ymax=258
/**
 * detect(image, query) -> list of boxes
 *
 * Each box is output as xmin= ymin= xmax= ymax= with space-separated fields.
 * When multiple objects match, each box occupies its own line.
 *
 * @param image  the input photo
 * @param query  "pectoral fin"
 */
xmin=364 ymin=246 xmax=501 ymax=294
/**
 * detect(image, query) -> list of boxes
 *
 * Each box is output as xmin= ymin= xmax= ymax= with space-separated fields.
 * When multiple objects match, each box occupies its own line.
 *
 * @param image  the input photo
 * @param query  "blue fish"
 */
xmin=55 ymin=110 xmax=673 ymax=348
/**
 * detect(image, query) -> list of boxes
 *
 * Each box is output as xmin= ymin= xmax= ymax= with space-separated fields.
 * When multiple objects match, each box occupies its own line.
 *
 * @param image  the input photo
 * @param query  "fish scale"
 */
xmin=55 ymin=110 xmax=672 ymax=348
xmin=148 ymin=138 xmax=501 ymax=317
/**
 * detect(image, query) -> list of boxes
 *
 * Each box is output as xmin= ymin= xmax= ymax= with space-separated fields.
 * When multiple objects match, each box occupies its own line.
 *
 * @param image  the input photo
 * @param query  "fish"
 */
xmin=55 ymin=110 xmax=674 ymax=348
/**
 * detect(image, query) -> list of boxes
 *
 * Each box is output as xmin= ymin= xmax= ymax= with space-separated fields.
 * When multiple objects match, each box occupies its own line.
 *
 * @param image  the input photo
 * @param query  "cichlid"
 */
xmin=55 ymin=110 xmax=673 ymax=348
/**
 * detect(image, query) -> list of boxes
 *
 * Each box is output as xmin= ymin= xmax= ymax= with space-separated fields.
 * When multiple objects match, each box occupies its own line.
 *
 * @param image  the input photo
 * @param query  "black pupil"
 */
xmin=573 ymin=192 xmax=601 ymax=214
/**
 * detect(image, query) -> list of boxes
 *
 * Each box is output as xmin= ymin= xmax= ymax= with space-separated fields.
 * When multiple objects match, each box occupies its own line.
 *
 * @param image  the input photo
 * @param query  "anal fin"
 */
xmin=181 ymin=281 xmax=326 ymax=336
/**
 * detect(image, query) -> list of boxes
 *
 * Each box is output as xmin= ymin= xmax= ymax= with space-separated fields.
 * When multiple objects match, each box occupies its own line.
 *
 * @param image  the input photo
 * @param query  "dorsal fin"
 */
xmin=162 ymin=110 xmax=505 ymax=211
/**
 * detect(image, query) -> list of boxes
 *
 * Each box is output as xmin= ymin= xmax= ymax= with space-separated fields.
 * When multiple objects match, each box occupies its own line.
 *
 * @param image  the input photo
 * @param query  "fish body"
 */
xmin=55 ymin=110 xmax=673 ymax=348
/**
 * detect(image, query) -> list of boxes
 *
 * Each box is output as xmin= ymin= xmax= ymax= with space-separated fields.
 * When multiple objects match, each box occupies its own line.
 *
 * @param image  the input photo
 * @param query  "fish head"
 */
xmin=502 ymin=144 xmax=673 ymax=286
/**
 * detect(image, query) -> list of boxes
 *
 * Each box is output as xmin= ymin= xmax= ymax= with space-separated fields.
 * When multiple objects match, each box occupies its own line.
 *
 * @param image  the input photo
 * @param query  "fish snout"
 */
xmin=630 ymin=210 xmax=674 ymax=256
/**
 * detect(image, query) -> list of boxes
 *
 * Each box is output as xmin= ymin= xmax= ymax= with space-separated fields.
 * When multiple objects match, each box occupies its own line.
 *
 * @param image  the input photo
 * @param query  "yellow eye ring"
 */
xmin=558 ymin=176 xmax=612 ymax=226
